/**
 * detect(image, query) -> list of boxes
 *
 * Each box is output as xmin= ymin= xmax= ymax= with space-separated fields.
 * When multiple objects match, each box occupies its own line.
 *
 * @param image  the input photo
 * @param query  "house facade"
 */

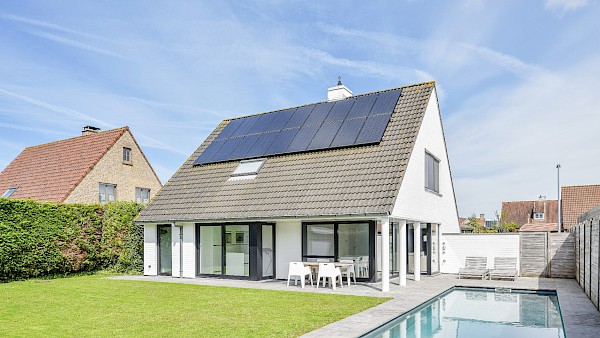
xmin=0 ymin=126 xmax=162 ymax=204
xmin=501 ymin=198 xmax=558 ymax=232
xmin=136 ymin=81 xmax=460 ymax=291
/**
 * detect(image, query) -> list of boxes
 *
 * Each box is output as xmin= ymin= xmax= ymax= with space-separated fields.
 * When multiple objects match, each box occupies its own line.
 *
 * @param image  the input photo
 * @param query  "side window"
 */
xmin=135 ymin=187 xmax=150 ymax=204
xmin=123 ymin=147 xmax=132 ymax=163
xmin=425 ymin=152 xmax=440 ymax=193
xmin=99 ymin=183 xmax=117 ymax=203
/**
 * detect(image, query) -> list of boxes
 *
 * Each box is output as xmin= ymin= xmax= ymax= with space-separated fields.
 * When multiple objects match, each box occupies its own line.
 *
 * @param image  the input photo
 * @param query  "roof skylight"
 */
xmin=2 ymin=187 xmax=17 ymax=198
xmin=228 ymin=159 xmax=266 ymax=181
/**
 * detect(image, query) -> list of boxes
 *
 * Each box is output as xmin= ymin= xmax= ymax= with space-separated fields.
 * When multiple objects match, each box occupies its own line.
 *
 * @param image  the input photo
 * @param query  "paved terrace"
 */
xmin=113 ymin=274 xmax=600 ymax=337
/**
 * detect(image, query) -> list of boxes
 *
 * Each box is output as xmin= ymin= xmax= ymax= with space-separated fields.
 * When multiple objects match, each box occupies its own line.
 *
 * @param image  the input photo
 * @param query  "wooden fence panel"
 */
xmin=580 ymin=225 xmax=585 ymax=289
xmin=520 ymin=233 xmax=548 ymax=277
xmin=585 ymin=224 xmax=591 ymax=297
xmin=591 ymin=222 xmax=599 ymax=309
xmin=575 ymin=226 xmax=580 ymax=283
xmin=549 ymin=233 xmax=575 ymax=278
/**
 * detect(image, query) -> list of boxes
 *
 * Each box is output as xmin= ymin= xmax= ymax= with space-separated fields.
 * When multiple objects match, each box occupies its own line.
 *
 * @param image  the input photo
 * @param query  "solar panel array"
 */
xmin=194 ymin=88 xmax=402 ymax=165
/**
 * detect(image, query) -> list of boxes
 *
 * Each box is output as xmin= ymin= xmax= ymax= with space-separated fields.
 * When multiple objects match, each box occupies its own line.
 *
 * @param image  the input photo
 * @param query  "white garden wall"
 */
xmin=441 ymin=233 xmax=520 ymax=274
xmin=275 ymin=220 xmax=302 ymax=279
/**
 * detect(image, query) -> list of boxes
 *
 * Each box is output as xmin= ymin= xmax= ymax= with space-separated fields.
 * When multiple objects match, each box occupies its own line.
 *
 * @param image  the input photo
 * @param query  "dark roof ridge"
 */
xmin=223 ymin=81 xmax=436 ymax=122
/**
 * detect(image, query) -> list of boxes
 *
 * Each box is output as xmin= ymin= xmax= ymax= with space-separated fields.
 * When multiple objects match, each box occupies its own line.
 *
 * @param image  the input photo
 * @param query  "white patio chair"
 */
xmin=339 ymin=259 xmax=356 ymax=286
xmin=316 ymin=263 xmax=343 ymax=290
xmin=357 ymin=256 xmax=369 ymax=278
xmin=286 ymin=262 xmax=313 ymax=288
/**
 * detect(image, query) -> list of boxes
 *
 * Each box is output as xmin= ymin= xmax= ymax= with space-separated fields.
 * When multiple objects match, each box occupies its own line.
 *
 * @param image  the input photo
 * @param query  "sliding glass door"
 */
xmin=302 ymin=221 xmax=375 ymax=281
xmin=197 ymin=223 xmax=274 ymax=280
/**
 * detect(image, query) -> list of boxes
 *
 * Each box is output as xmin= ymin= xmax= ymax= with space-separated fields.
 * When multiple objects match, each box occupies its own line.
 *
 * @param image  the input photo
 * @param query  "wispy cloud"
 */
xmin=28 ymin=30 xmax=126 ymax=59
xmin=545 ymin=0 xmax=593 ymax=12
xmin=0 ymin=13 xmax=109 ymax=40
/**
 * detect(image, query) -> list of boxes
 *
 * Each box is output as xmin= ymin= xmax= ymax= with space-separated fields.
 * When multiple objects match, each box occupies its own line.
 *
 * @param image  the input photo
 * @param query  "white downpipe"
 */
xmin=381 ymin=217 xmax=390 ymax=292
xmin=399 ymin=219 xmax=407 ymax=286
xmin=414 ymin=223 xmax=421 ymax=281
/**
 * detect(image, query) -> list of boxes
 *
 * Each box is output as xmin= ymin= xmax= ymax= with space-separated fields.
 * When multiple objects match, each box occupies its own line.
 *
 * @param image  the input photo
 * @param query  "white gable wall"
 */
xmin=392 ymin=87 xmax=460 ymax=233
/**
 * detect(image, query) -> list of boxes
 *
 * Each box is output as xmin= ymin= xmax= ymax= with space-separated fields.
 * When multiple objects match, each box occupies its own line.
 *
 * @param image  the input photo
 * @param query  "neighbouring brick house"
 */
xmin=561 ymin=184 xmax=600 ymax=230
xmin=501 ymin=198 xmax=558 ymax=232
xmin=0 ymin=126 xmax=162 ymax=204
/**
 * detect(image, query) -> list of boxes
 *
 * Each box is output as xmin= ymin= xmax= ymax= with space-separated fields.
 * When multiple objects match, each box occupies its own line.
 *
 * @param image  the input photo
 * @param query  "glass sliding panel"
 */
xmin=430 ymin=224 xmax=440 ymax=274
xmin=338 ymin=223 xmax=370 ymax=278
xmin=224 ymin=225 xmax=249 ymax=276
xmin=158 ymin=225 xmax=172 ymax=275
xmin=199 ymin=226 xmax=222 ymax=274
xmin=262 ymin=225 xmax=274 ymax=278
xmin=304 ymin=224 xmax=334 ymax=261
xmin=421 ymin=224 xmax=429 ymax=274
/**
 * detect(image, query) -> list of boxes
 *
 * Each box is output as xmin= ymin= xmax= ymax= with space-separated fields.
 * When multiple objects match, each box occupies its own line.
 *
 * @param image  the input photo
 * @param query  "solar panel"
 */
xmin=355 ymin=113 xmax=393 ymax=144
xmin=194 ymin=87 xmax=402 ymax=165
xmin=325 ymin=98 xmax=355 ymax=122
xmin=369 ymin=89 xmax=401 ymax=116
xmin=284 ymin=106 xmax=313 ymax=128
xmin=215 ymin=118 xmax=244 ymax=140
xmin=330 ymin=117 xmax=366 ymax=147
xmin=307 ymin=121 xmax=342 ymax=150
xmin=266 ymin=128 xmax=299 ymax=154
xmin=265 ymin=108 xmax=294 ymax=131
xmin=304 ymin=102 xmax=333 ymax=126
xmin=245 ymin=131 xmax=279 ymax=158
xmin=286 ymin=125 xmax=319 ymax=153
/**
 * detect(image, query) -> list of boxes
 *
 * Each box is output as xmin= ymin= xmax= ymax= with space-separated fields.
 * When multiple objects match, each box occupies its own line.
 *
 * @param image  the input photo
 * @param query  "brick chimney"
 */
xmin=327 ymin=77 xmax=353 ymax=101
xmin=82 ymin=126 xmax=100 ymax=136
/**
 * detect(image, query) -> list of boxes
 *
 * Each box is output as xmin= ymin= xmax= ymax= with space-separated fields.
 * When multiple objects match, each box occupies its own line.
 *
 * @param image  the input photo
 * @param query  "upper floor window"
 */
xmin=99 ymin=183 xmax=116 ymax=204
xmin=2 ymin=187 xmax=17 ymax=198
xmin=136 ymin=187 xmax=150 ymax=204
xmin=123 ymin=147 xmax=132 ymax=163
xmin=425 ymin=152 xmax=440 ymax=193
xmin=533 ymin=212 xmax=544 ymax=220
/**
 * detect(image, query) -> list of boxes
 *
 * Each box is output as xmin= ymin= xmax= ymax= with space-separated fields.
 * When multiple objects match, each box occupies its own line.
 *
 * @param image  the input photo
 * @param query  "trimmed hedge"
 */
xmin=0 ymin=199 xmax=144 ymax=281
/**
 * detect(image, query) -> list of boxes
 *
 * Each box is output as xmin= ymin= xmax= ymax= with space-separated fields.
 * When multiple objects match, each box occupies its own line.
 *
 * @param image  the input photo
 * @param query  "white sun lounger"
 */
xmin=489 ymin=257 xmax=518 ymax=281
xmin=458 ymin=256 xmax=488 ymax=280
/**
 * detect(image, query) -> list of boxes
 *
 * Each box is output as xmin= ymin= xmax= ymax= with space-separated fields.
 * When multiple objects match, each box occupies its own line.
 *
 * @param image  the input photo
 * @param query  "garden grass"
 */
xmin=0 ymin=274 xmax=389 ymax=337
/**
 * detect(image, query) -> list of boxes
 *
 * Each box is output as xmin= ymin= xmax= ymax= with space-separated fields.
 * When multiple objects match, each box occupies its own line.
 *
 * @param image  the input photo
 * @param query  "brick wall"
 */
xmin=64 ymin=130 xmax=162 ymax=204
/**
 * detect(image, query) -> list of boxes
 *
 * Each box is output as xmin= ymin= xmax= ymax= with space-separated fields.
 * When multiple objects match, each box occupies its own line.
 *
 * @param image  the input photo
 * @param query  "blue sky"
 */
xmin=1 ymin=0 xmax=599 ymax=220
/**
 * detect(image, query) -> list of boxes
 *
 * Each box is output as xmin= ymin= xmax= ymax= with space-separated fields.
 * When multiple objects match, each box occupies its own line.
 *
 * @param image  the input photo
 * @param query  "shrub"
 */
xmin=0 ymin=199 xmax=144 ymax=281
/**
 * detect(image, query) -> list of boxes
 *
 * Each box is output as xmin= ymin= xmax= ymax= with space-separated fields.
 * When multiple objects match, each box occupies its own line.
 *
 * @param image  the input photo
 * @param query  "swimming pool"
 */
xmin=361 ymin=287 xmax=565 ymax=338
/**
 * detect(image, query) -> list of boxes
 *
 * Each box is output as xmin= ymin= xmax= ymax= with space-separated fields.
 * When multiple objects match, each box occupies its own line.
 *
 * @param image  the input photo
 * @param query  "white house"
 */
xmin=136 ymin=81 xmax=459 ymax=291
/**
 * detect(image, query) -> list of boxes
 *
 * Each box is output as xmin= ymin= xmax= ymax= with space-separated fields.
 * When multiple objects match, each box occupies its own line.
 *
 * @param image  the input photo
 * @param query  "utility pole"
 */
xmin=557 ymin=164 xmax=562 ymax=232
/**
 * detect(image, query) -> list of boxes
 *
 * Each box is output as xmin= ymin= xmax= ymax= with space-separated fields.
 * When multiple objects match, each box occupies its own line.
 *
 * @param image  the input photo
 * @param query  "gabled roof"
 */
xmin=501 ymin=199 xmax=558 ymax=227
xmin=562 ymin=184 xmax=600 ymax=227
xmin=0 ymin=127 xmax=128 ymax=202
xmin=137 ymin=82 xmax=436 ymax=222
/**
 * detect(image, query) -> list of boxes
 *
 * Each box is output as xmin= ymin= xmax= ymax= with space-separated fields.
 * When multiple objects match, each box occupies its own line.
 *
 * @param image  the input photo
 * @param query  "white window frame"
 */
xmin=425 ymin=151 xmax=440 ymax=194
xmin=2 ymin=187 xmax=17 ymax=198
xmin=135 ymin=187 xmax=150 ymax=204
xmin=99 ymin=183 xmax=117 ymax=204
xmin=533 ymin=212 xmax=544 ymax=220
xmin=123 ymin=147 xmax=132 ymax=163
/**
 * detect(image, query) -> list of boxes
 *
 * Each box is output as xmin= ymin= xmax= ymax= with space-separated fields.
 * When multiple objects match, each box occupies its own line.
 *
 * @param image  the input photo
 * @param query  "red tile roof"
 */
xmin=562 ymin=184 xmax=600 ymax=229
xmin=501 ymin=200 xmax=558 ymax=227
xmin=519 ymin=223 xmax=559 ymax=232
xmin=0 ymin=127 xmax=128 ymax=202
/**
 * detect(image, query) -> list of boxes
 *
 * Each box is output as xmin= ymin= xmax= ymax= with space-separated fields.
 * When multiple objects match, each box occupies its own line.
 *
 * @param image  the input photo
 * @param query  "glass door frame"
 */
xmin=157 ymin=224 xmax=172 ymax=276
xmin=301 ymin=220 xmax=376 ymax=282
xmin=406 ymin=223 xmax=436 ymax=275
xmin=195 ymin=222 xmax=275 ymax=281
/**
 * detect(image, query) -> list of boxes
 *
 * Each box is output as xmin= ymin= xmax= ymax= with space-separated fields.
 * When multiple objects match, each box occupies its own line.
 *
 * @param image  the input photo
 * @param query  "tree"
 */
xmin=496 ymin=210 xmax=520 ymax=233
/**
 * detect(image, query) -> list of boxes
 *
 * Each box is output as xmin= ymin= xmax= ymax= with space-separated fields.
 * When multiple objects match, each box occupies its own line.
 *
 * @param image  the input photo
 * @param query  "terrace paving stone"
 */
xmin=113 ymin=274 xmax=600 ymax=337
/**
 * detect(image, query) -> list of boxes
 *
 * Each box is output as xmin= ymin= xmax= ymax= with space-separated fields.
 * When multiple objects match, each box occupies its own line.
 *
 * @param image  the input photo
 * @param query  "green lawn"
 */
xmin=0 ymin=274 xmax=389 ymax=337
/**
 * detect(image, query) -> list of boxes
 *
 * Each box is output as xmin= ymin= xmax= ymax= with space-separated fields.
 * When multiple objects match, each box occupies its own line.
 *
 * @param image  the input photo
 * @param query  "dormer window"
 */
xmin=533 ymin=212 xmax=544 ymax=220
xmin=2 ymin=187 xmax=17 ymax=198
xmin=229 ymin=159 xmax=266 ymax=181
xmin=123 ymin=147 xmax=132 ymax=164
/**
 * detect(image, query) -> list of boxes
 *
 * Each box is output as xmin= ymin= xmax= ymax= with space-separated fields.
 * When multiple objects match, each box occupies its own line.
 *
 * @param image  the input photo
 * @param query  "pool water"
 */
xmin=362 ymin=287 xmax=565 ymax=338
